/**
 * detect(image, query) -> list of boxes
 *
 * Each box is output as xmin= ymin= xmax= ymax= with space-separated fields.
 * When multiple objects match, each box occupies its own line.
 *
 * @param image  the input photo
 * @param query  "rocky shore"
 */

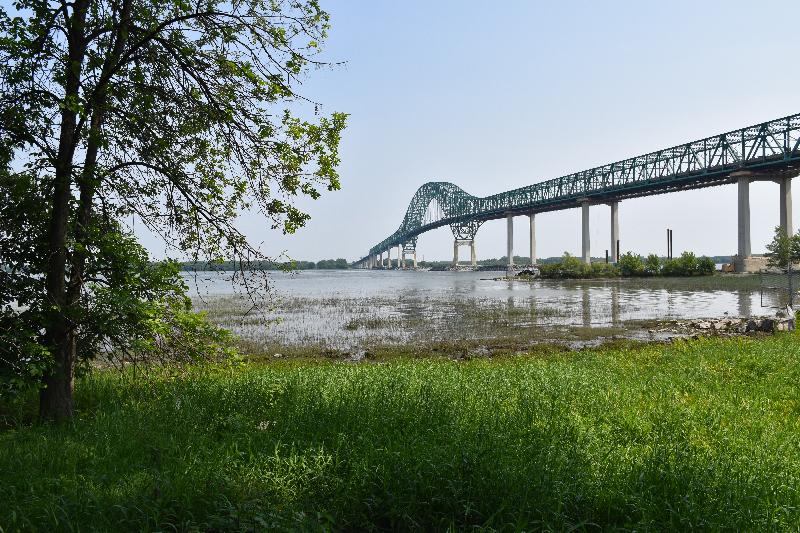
xmin=653 ymin=307 xmax=795 ymax=336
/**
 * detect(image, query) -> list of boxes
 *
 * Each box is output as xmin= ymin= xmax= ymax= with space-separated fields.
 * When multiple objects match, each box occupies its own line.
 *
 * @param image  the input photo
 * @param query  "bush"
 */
xmin=661 ymin=258 xmax=680 ymax=276
xmin=697 ymin=256 xmax=716 ymax=275
xmin=589 ymin=262 xmax=620 ymax=278
xmin=538 ymin=253 xmax=591 ymax=279
xmin=644 ymin=254 xmax=661 ymax=276
xmin=617 ymin=252 xmax=644 ymax=276
xmin=537 ymin=251 xmax=713 ymax=278
xmin=660 ymin=252 xmax=714 ymax=276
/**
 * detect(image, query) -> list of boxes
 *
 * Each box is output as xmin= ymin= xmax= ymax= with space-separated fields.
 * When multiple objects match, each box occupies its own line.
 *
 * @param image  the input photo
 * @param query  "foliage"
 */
xmin=316 ymin=258 xmax=349 ymax=269
xmin=537 ymin=253 xmax=620 ymax=279
xmin=0 ymin=0 xmax=345 ymax=416
xmin=644 ymin=253 xmax=661 ymax=276
xmin=3 ymin=334 xmax=800 ymax=529
xmin=179 ymin=259 xmax=350 ymax=271
xmin=537 ymin=251 xmax=716 ymax=279
xmin=765 ymin=226 xmax=800 ymax=269
xmin=696 ymin=256 xmax=716 ymax=275
xmin=618 ymin=252 xmax=645 ymax=276
xmin=662 ymin=251 xmax=708 ymax=277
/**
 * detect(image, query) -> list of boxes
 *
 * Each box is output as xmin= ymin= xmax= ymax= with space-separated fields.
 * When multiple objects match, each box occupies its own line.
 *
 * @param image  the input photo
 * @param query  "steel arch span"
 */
xmin=357 ymin=112 xmax=800 ymax=265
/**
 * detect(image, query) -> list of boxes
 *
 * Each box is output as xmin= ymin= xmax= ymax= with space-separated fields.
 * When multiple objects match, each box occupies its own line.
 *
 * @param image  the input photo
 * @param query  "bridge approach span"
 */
xmin=356 ymin=113 xmax=800 ymax=272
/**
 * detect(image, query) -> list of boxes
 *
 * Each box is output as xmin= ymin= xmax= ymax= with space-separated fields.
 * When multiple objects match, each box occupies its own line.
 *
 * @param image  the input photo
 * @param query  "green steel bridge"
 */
xmin=355 ymin=113 xmax=800 ymax=272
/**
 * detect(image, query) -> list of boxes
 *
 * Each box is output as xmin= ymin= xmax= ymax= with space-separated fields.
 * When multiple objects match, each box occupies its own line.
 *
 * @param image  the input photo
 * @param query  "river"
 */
xmin=185 ymin=270 xmax=782 ymax=352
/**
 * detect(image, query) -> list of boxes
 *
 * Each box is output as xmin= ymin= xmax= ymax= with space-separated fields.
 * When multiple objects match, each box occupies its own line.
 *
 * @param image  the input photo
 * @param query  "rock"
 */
xmin=745 ymin=318 xmax=777 ymax=333
xmin=273 ymin=353 xmax=283 ymax=358
xmin=471 ymin=346 xmax=491 ymax=357
xmin=696 ymin=321 xmax=712 ymax=330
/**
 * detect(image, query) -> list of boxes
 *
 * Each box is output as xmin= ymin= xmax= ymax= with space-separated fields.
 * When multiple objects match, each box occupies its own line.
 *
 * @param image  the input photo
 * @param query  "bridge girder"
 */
xmin=358 ymin=113 xmax=800 ymax=265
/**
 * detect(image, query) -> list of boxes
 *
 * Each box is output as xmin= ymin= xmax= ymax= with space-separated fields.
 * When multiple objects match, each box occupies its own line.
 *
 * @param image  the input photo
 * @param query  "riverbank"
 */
xmin=3 ymin=333 xmax=800 ymax=530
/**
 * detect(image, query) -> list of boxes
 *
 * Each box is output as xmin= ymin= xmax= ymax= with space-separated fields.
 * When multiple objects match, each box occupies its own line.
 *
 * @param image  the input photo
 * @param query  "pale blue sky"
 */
xmin=143 ymin=1 xmax=800 ymax=260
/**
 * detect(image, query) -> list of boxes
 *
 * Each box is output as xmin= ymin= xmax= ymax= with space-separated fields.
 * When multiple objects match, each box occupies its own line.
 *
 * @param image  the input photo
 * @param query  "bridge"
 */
xmin=354 ymin=113 xmax=800 ymax=272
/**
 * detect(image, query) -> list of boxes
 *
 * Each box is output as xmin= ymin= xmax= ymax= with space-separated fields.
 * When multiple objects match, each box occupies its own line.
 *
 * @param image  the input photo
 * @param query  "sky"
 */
xmin=148 ymin=0 xmax=800 ymax=262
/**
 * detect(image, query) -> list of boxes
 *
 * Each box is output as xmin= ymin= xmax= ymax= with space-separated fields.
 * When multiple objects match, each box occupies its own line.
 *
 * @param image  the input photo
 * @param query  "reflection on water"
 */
xmin=186 ymin=270 xmax=770 ymax=349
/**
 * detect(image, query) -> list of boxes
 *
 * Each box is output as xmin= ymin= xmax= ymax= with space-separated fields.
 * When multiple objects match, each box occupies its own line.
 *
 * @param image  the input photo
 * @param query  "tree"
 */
xmin=765 ymin=226 xmax=800 ymax=269
xmin=617 ymin=252 xmax=644 ymax=276
xmin=0 ymin=0 xmax=346 ymax=419
xmin=696 ymin=256 xmax=716 ymax=275
xmin=644 ymin=254 xmax=661 ymax=276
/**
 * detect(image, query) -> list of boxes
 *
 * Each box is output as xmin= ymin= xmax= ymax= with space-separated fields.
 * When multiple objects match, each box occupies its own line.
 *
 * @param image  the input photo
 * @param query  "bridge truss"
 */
xmin=357 ymin=113 xmax=800 ymax=265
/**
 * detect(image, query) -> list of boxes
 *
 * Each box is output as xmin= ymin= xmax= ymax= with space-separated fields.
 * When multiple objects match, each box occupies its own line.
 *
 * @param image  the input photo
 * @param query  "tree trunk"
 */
xmin=39 ymin=0 xmax=90 ymax=422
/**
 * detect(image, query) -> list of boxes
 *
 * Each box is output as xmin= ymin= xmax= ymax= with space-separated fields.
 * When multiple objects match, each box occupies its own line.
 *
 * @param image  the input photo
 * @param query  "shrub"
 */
xmin=644 ymin=254 xmax=661 ymax=276
xmin=660 ymin=252 xmax=713 ymax=276
xmin=676 ymin=251 xmax=698 ymax=275
xmin=661 ymin=258 xmax=679 ymax=276
xmin=538 ymin=253 xmax=592 ymax=279
xmin=697 ymin=256 xmax=716 ymax=275
xmin=617 ymin=252 xmax=644 ymax=276
xmin=590 ymin=262 xmax=621 ymax=278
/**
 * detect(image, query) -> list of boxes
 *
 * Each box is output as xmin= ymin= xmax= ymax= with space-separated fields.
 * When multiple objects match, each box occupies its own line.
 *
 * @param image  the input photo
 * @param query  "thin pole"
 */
xmin=667 ymin=229 xmax=673 ymax=259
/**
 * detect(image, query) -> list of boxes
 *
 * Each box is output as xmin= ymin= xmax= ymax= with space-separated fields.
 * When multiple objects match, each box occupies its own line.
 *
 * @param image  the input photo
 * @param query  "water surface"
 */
xmin=186 ymin=270 xmax=777 ymax=350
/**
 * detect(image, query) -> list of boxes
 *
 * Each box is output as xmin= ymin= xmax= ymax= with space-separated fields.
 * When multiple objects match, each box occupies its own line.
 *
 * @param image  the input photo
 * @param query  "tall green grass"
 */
xmin=2 ymin=334 xmax=800 ymax=530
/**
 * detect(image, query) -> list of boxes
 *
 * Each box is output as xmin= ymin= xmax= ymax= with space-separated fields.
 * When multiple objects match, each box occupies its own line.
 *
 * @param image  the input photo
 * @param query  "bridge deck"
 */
xmin=358 ymin=114 xmax=800 ymax=263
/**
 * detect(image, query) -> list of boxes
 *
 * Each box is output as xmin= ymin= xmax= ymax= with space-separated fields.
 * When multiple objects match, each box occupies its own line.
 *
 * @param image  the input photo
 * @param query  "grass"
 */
xmin=3 ymin=333 xmax=800 ymax=530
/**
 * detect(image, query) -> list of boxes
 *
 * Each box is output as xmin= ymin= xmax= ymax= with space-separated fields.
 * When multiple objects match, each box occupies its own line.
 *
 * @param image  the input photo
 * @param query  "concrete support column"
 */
xmin=470 ymin=240 xmax=477 ymax=267
xmin=610 ymin=201 xmax=619 ymax=263
xmin=453 ymin=240 xmax=459 ymax=266
xmin=397 ymin=245 xmax=403 ymax=269
xmin=738 ymin=176 xmax=751 ymax=261
xmin=582 ymin=202 xmax=591 ymax=265
xmin=413 ymin=251 xmax=417 ymax=269
xmin=528 ymin=213 xmax=536 ymax=266
xmin=506 ymin=214 xmax=514 ymax=267
xmin=780 ymin=176 xmax=793 ymax=237
xmin=379 ymin=252 xmax=383 ymax=268
xmin=386 ymin=248 xmax=391 ymax=268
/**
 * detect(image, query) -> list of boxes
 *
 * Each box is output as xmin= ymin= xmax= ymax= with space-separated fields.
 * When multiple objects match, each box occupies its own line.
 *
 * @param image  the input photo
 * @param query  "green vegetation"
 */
xmin=179 ymin=258 xmax=350 ymax=271
xmin=0 ymin=0 xmax=345 ymax=419
xmin=765 ymin=225 xmax=800 ymax=268
xmin=538 ymin=252 xmax=620 ymax=278
xmin=3 ymin=334 xmax=800 ymax=530
xmin=538 ymin=252 xmax=716 ymax=279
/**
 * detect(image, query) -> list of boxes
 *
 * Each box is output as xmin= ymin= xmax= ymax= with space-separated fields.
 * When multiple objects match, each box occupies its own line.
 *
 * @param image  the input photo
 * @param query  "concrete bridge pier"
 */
xmin=413 ymin=250 xmax=418 ymax=268
xmin=735 ymin=173 xmax=795 ymax=272
xmin=610 ymin=201 xmax=619 ymax=263
xmin=582 ymin=202 xmax=591 ymax=265
xmin=780 ymin=175 xmax=793 ymax=236
xmin=507 ymin=214 xmax=514 ymax=269
xmin=736 ymin=176 xmax=754 ymax=273
xmin=528 ymin=213 xmax=536 ymax=266
xmin=386 ymin=247 xmax=392 ymax=268
xmin=453 ymin=239 xmax=477 ymax=267
xmin=379 ymin=252 xmax=383 ymax=268
xmin=397 ymin=245 xmax=403 ymax=269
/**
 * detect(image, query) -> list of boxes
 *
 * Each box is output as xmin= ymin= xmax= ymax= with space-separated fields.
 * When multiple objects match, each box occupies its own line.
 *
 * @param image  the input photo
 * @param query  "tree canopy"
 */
xmin=0 ymin=0 xmax=345 ymax=419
